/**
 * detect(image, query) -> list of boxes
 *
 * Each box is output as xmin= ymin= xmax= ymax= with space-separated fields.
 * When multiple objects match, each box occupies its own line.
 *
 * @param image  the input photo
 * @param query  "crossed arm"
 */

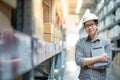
xmin=75 ymin=40 xmax=112 ymax=69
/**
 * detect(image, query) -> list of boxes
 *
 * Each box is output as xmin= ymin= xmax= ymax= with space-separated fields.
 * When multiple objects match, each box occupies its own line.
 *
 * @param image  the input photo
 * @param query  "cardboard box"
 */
xmin=35 ymin=21 xmax=43 ymax=40
xmin=32 ymin=0 xmax=43 ymax=40
xmin=56 ymin=37 xmax=60 ymax=45
xmin=1 ymin=0 xmax=16 ymax=8
xmin=44 ymin=23 xmax=54 ymax=33
xmin=55 ymin=15 xmax=59 ymax=27
xmin=56 ymin=30 xmax=61 ymax=39
xmin=44 ymin=33 xmax=54 ymax=43
xmin=56 ymin=28 xmax=61 ymax=36
xmin=0 ymin=1 xmax=11 ymax=19
xmin=40 ymin=6 xmax=43 ymax=20
xmin=33 ymin=0 xmax=43 ymax=20
xmin=0 ymin=2 xmax=13 ymax=30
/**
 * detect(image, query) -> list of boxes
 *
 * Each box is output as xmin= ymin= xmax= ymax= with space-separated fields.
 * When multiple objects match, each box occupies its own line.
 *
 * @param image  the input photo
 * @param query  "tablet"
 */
xmin=92 ymin=46 xmax=108 ymax=67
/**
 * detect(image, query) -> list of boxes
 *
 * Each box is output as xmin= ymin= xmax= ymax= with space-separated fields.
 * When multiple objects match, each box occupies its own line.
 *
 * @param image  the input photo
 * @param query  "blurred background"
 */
xmin=0 ymin=0 xmax=120 ymax=80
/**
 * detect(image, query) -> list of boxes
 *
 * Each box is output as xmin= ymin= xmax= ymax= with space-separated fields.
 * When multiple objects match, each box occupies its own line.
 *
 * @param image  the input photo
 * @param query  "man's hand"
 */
xmin=99 ymin=52 xmax=108 ymax=61
xmin=87 ymin=64 xmax=94 ymax=69
xmin=87 ymin=64 xmax=103 ymax=69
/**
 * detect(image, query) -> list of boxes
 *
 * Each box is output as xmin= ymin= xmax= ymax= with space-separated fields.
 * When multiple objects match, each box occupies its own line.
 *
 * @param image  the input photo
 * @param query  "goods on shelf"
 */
xmin=110 ymin=25 xmax=120 ymax=39
xmin=97 ymin=0 xmax=120 ymax=40
xmin=1 ymin=0 xmax=16 ymax=8
xmin=44 ymin=23 xmax=55 ymax=43
xmin=44 ymin=23 xmax=54 ymax=33
xmin=0 ymin=1 xmax=13 ymax=30
xmin=115 ymin=8 xmax=120 ymax=21
xmin=105 ymin=14 xmax=115 ymax=27
xmin=44 ymin=33 xmax=54 ymax=43
xmin=107 ymin=0 xmax=114 ymax=13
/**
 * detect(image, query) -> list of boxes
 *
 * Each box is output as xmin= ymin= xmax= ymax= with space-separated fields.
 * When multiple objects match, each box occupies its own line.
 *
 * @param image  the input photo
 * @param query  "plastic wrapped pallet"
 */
xmin=115 ymin=8 xmax=120 ymax=21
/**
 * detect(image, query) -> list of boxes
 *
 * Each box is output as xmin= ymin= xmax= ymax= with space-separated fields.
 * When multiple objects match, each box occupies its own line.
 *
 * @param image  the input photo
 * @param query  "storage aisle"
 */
xmin=0 ymin=0 xmax=120 ymax=80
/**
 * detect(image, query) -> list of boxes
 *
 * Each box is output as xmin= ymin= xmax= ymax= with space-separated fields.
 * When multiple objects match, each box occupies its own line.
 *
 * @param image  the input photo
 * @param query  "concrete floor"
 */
xmin=64 ymin=48 xmax=80 ymax=80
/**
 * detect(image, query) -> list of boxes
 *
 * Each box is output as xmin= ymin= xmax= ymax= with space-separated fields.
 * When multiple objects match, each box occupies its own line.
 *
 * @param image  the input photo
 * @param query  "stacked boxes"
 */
xmin=44 ymin=23 xmax=54 ymax=33
xmin=105 ymin=14 xmax=115 ymax=27
xmin=0 ymin=1 xmax=14 ymax=30
xmin=44 ymin=23 xmax=54 ymax=43
xmin=33 ymin=0 xmax=43 ymax=40
xmin=115 ymin=8 xmax=120 ymax=21
xmin=110 ymin=25 xmax=120 ymax=38
xmin=107 ymin=0 xmax=114 ymax=13
xmin=56 ymin=29 xmax=61 ymax=45
xmin=1 ymin=0 xmax=16 ymax=8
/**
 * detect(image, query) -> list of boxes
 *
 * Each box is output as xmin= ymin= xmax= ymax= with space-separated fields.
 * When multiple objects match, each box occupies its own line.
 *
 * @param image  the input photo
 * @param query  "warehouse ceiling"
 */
xmin=68 ymin=0 xmax=96 ymax=19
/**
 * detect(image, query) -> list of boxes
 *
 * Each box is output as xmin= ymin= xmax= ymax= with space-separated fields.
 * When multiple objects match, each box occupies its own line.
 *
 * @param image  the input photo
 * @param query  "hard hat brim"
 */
xmin=83 ymin=19 xmax=98 ymax=24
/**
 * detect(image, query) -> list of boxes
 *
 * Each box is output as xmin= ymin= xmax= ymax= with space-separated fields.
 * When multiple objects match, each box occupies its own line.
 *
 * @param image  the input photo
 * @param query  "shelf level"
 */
xmin=0 ymin=29 xmax=62 ymax=80
xmin=99 ymin=2 xmax=120 ymax=22
xmin=99 ymin=19 xmax=120 ymax=33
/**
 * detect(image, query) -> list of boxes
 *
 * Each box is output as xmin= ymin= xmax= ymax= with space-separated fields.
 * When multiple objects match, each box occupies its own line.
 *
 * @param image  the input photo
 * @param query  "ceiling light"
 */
xmin=76 ymin=0 xmax=83 ymax=14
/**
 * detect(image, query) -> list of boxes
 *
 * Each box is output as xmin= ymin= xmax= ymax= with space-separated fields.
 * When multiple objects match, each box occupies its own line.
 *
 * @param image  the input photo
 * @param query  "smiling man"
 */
xmin=75 ymin=12 xmax=112 ymax=80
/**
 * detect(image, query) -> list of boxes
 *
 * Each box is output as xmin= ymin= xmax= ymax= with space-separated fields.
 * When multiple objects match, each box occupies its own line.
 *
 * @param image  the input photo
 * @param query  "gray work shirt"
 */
xmin=75 ymin=36 xmax=112 ymax=80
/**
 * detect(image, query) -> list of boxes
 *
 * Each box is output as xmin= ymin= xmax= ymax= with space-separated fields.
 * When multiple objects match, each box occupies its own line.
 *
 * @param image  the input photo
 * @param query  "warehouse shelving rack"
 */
xmin=96 ymin=0 xmax=120 ymax=42
xmin=97 ymin=1 xmax=120 ymax=33
xmin=95 ymin=0 xmax=120 ymax=79
xmin=0 ymin=0 xmax=66 ymax=80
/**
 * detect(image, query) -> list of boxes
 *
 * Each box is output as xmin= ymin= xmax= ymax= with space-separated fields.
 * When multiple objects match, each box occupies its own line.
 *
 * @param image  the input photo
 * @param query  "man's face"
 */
xmin=84 ymin=20 xmax=98 ymax=36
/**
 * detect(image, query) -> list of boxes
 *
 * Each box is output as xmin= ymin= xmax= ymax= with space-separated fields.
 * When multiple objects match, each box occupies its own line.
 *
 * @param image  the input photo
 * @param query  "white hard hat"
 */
xmin=82 ymin=13 xmax=98 ymax=23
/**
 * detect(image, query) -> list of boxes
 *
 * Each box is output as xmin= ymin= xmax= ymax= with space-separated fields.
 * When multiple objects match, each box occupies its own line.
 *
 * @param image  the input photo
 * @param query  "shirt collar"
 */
xmin=86 ymin=36 xmax=100 ymax=42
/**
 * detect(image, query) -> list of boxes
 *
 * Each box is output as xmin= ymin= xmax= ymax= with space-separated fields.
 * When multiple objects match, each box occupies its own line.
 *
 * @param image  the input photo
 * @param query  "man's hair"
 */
xmin=93 ymin=20 xmax=98 ymax=25
xmin=84 ymin=19 xmax=98 ymax=25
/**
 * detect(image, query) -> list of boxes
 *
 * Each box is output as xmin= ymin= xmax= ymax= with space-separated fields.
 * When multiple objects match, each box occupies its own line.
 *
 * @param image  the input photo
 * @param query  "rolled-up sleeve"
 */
xmin=105 ymin=39 xmax=112 ymax=68
xmin=97 ymin=39 xmax=112 ymax=69
xmin=75 ymin=40 xmax=84 ymax=67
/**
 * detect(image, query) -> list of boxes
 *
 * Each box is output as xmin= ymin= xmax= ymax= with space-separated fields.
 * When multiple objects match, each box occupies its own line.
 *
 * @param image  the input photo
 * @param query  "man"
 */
xmin=75 ymin=12 xmax=112 ymax=80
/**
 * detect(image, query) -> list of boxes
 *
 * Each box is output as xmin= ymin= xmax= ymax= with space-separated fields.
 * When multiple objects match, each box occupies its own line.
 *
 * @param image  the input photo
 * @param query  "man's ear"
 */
xmin=96 ymin=26 xmax=98 ymax=30
xmin=96 ymin=24 xmax=99 ymax=29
